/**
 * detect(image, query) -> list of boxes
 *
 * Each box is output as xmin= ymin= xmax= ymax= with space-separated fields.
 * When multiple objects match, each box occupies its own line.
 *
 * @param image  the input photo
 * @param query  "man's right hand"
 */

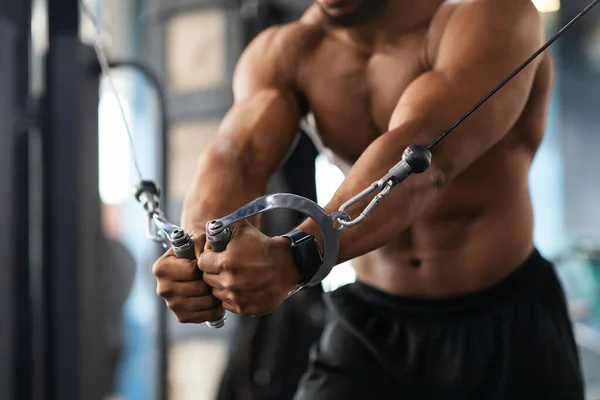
xmin=152 ymin=235 xmax=224 ymax=324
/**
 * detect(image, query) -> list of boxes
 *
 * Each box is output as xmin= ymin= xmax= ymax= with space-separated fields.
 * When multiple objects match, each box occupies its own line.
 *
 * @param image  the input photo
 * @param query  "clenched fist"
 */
xmin=198 ymin=220 xmax=302 ymax=316
xmin=153 ymin=234 xmax=225 ymax=324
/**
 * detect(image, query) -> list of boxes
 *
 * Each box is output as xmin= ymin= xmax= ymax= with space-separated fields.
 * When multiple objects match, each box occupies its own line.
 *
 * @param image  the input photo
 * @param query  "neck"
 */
xmin=325 ymin=0 xmax=443 ymax=50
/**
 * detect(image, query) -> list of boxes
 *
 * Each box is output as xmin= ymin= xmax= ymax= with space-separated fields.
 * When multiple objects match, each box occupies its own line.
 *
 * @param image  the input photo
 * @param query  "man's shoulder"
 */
xmin=249 ymin=18 xmax=326 ymax=60
xmin=426 ymin=0 xmax=543 ymax=65
xmin=234 ymin=19 xmax=325 ymax=91
xmin=452 ymin=0 xmax=540 ymax=21
xmin=434 ymin=0 xmax=540 ymax=19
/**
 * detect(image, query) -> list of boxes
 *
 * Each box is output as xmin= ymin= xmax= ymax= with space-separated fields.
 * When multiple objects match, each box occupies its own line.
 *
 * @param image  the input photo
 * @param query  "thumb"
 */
xmin=187 ymin=231 xmax=206 ymax=260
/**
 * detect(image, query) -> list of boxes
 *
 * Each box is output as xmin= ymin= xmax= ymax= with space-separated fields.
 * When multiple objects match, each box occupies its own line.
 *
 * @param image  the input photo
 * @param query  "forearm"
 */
xmin=297 ymin=43 xmax=541 ymax=264
xmin=298 ymin=127 xmax=444 ymax=264
xmin=181 ymin=140 xmax=267 ymax=233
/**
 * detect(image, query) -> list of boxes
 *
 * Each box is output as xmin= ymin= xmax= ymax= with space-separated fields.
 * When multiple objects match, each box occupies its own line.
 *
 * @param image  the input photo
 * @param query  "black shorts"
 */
xmin=294 ymin=250 xmax=585 ymax=400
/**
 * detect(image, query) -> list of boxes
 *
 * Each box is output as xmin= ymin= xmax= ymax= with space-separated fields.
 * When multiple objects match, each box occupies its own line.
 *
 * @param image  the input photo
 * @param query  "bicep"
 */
xmin=389 ymin=0 xmax=546 ymax=178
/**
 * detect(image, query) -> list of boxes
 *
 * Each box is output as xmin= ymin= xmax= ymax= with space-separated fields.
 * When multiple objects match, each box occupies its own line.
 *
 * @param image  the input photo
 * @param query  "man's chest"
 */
xmin=297 ymin=34 xmax=430 ymax=161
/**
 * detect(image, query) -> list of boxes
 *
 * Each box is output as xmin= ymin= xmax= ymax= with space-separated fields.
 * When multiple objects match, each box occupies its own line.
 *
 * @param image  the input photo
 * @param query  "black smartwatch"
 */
xmin=282 ymin=229 xmax=323 ymax=293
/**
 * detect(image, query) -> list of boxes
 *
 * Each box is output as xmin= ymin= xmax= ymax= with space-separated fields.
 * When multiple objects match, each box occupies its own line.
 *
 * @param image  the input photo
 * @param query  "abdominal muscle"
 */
xmin=351 ymin=143 xmax=537 ymax=298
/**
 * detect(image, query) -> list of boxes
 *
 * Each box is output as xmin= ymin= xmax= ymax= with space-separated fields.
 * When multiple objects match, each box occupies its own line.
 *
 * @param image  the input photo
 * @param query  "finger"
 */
xmin=221 ymin=301 xmax=239 ymax=314
xmin=178 ymin=280 xmax=212 ymax=296
xmin=153 ymin=257 xmax=201 ymax=282
xmin=157 ymin=280 xmax=212 ymax=299
xmin=173 ymin=306 xmax=226 ymax=324
xmin=228 ymin=220 xmax=253 ymax=235
xmin=203 ymin=272 xmax=226 ymax=290
xmin=167 ymin=295 xmax=221 ymax=312
xmin=211 ymin=288 xmax=233 ymax=304
xmin=221 ymin=301 xmax=266 ymax=317
xmin=203 ymin=269 xmax=261 ymax=293
xmin=197 ymin=251 xmax=224 ymax=274
xmin=211 ymin=289 xmax=254 ymax=314
xmin=202 ymin=220 xmax=252 ymax=253
xmin=190 ymin=232 xmax=207 ymax=260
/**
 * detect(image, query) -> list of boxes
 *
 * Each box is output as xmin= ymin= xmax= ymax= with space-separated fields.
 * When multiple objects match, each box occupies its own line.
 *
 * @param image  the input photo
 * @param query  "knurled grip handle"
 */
xmin=172 ymin=230 xmax=226 ymax=329
xmin=206 ymin=220 xmax=232 ymax=252
xmin=172 ymin=239 xmax=195 ymax=260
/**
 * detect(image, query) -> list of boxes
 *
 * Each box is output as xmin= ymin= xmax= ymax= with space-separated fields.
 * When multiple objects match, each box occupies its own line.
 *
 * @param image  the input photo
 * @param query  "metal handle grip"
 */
xmin=172 ymin=240 xmax=195 ymax=260
xmin=207 ymin=193 xmax=342 ymax=288
xmin=172 ymin=231 xmax=226 ymax=329
xmin=206 ymin=221 xmax=232 ymax=252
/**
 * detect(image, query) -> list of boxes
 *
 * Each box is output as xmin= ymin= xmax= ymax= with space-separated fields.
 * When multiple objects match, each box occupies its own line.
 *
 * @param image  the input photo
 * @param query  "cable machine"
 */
xmin=0 ymin=0 xmax=32 ymax=399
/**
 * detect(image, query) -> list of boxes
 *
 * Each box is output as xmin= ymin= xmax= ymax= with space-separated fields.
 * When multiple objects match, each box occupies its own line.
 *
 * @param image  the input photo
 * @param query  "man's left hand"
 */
xmin=198 ymin=220 xmax=302 ymax=316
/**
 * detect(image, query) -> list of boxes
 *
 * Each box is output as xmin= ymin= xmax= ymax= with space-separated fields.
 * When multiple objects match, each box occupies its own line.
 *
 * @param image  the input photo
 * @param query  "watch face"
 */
xmin=307 ymin=238 xmax=324 ymax=260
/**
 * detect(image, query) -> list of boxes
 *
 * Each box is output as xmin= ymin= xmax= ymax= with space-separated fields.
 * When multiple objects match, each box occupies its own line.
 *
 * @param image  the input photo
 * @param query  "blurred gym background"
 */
xmin=2 ymin=0 xmax=600 ymax=399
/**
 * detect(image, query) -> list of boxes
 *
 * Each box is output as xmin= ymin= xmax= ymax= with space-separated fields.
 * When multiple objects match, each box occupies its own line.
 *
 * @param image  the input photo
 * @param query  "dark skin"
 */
xmin=153 ymin=0 xmax=554 ymax=322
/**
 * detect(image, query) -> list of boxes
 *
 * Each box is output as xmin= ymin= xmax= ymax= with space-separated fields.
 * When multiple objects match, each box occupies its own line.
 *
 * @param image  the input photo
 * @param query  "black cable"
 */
xmin=104 ymin=59 xmax=169 ymax=400
xmin=428 ymin=0 xmax=600 ymax=150
xmin=106 ymin=60 xmax=168 ymax=164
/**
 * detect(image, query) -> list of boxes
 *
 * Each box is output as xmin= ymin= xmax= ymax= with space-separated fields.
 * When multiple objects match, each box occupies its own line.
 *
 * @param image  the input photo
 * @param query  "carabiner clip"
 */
xmin=337 ymin=181 xmax=393 ymax=227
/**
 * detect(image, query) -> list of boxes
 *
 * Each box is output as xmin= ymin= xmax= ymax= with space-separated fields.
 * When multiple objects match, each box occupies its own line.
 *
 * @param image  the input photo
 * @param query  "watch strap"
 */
xmin=282 ymin=229 xmax=323 ymax=287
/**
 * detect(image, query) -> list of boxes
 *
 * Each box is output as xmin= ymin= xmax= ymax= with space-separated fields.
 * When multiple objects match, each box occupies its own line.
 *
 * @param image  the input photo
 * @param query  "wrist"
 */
xmin=180 ymin=208 xmax=209 ymax=233
xmin=296 ymin=220 xmax=324 ymax=254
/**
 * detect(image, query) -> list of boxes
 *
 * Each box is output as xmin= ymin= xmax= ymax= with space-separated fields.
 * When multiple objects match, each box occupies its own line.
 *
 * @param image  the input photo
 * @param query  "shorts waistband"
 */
xmin=348 ymin=249 xmax=551 ymax=316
